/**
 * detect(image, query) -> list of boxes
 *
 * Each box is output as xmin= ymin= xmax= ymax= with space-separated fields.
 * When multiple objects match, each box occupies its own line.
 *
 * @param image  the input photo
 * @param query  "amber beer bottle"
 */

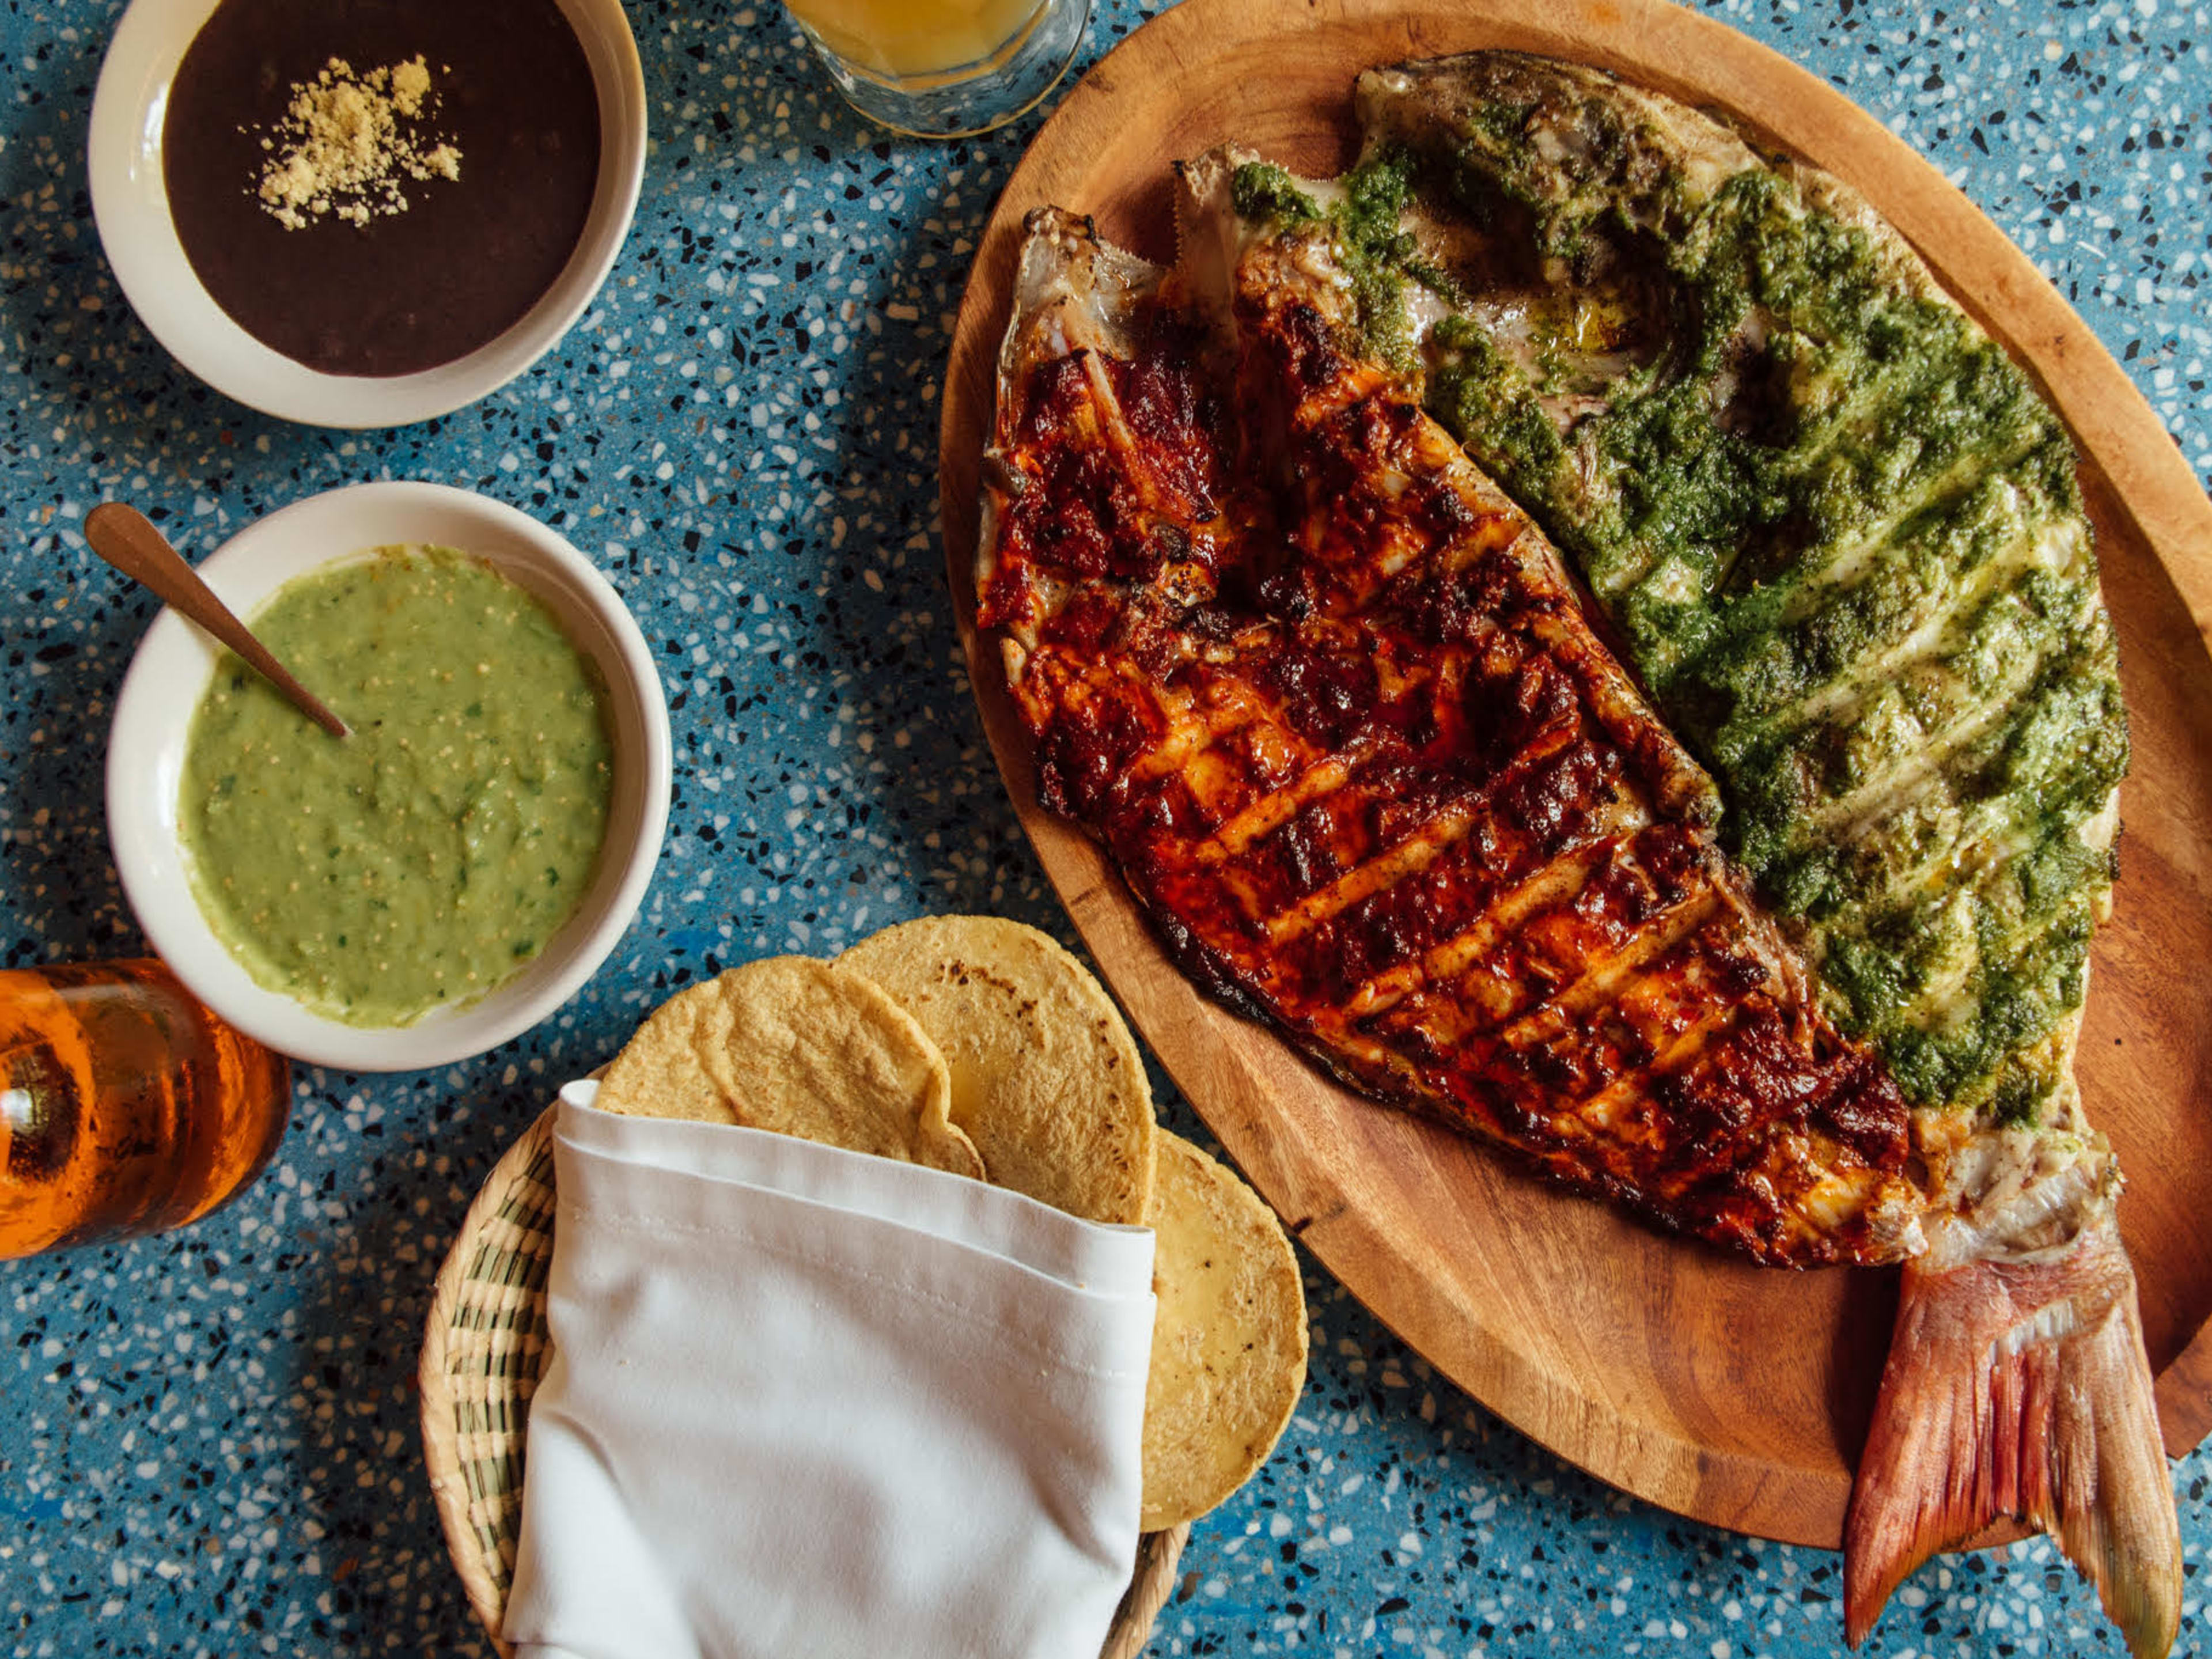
xmin=0 ymin=960 xmax=289 ymax=1259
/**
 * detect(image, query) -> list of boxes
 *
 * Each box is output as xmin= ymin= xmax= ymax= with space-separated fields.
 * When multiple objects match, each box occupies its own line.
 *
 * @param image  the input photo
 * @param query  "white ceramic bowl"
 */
xmin=86 ymin=0 xmax=646 ymax=429
xmin=107 ymin=483 xmax=671 ymax=1071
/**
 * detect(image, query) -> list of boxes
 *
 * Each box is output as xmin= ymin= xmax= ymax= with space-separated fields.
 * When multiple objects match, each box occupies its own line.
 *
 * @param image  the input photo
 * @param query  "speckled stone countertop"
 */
xmin=2 ymin=1 xmax=2207 ymax=1654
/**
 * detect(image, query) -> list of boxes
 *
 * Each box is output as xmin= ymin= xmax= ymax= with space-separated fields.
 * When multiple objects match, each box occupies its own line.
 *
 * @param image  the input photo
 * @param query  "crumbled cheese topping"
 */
xmin=252 ymin=56 xmax=462 ymax=232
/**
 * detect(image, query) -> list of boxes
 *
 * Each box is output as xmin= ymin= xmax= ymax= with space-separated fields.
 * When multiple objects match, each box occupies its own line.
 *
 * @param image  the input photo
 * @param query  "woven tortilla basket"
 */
xmin=418 ymin=1105 xmax=1190 ymax=1657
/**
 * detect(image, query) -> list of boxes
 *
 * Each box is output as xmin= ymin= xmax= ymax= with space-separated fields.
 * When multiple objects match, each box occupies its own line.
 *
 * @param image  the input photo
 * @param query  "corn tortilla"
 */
xmin=596 ymin=955 xmax=983 ymax=1177
xmin=839 ymin=916 xmax=1155 ymax=1224
xmin=1140 ymin=1130 xmax=1307 ymax=1530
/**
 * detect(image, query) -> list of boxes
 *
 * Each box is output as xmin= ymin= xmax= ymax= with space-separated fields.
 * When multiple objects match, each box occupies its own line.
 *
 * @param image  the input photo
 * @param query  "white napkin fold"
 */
xmin=503 ymin=1082 xmax=1157 ymax=1659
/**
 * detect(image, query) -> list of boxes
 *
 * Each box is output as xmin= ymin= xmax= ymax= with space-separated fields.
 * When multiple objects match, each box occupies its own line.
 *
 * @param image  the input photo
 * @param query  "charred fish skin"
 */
xmin=978 ymin=200 xmax=1925 ymax=1270
xmin=1338 ymin=53 xmax=2176 ymax=1658
xmin=1349 ymin=54 xmax=2126 ymax=1145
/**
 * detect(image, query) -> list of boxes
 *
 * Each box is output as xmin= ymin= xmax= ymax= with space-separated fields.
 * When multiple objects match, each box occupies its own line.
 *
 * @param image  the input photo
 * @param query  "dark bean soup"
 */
xmin=164 ymin=0 xmax=602 ymax=377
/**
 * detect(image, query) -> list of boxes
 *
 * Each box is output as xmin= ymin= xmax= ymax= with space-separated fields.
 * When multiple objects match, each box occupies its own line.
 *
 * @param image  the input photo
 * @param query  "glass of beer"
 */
xmin=1 ymin=959 xmax=291 ymax=1259
xmin=782 ymin=0 xmax=1093 ymax=138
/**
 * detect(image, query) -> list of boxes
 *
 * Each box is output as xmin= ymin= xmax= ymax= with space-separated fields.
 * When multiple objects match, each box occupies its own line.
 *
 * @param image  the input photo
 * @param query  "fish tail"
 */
xmin=1843 ymin=1214 xmax=2181 ymax=1656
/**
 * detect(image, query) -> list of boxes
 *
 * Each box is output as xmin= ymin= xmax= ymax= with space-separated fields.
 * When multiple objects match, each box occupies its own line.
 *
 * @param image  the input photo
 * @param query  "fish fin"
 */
xmin=1843 ymin=1215 xmax=2181 ymax=1657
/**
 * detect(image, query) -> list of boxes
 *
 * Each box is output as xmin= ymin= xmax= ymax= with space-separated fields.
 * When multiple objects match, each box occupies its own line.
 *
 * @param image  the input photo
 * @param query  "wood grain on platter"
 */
xmin=938 ymin=0 xmax=2212 ymax=1548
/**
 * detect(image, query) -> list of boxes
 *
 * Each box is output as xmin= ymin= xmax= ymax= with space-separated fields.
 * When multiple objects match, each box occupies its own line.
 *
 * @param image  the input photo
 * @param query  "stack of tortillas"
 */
xmin=594 ymin=914 xmax=1308 ymax=1531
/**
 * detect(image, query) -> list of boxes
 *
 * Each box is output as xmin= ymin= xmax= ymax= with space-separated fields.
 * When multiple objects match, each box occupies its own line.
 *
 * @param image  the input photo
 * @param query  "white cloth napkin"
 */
xmin=502 ymin=1082 xmax=1157 ymax=1659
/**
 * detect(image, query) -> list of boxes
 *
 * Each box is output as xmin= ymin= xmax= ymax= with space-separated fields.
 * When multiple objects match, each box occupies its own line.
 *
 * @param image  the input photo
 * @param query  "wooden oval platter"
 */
xmin=939 ymin=0 xmax=2212 ymax=1547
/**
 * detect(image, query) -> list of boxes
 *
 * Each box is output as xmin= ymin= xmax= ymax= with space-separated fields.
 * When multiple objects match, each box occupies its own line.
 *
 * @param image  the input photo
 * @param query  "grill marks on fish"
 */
xmin=1347 ymin=58 xmax=2127 ymax=1127
xmin=981 ymin=206 xmax=1922 ymax=1267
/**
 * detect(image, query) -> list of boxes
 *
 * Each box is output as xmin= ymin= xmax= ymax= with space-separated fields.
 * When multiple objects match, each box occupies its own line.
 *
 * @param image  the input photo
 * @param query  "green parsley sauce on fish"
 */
xmin=1232 ymin=155 xmax=1464 ymax=373
xmin=1238 ymin=86 xmax=2128 ymax=1128
xmin=180 ymin=546 xmax=613 ymax=1027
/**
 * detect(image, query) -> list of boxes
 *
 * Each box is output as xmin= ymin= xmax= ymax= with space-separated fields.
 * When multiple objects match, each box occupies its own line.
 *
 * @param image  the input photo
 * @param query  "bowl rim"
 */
xmin=85 ymin=0 xmax=648 ymax=430
xmin=106 ymin=481 xmax=672 ymax=1073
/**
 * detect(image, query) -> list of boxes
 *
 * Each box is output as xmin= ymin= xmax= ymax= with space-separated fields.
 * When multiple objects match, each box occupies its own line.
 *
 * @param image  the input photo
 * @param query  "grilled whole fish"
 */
xmin=1199 ymin=51 xmax=2176 ymax=1658
xmin=979 ymin=200 xmax=1925 ymax=1270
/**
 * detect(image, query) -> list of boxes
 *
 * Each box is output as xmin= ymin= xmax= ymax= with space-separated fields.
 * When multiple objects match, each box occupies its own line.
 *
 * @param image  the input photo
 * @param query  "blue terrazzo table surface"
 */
xmin=1 ymin=1 xmax=2206 ymax=1654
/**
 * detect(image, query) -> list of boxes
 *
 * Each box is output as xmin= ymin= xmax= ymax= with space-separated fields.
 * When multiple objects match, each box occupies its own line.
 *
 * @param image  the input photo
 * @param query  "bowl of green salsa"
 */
xmin=107 ymin=482 xmax=671 ymax=1070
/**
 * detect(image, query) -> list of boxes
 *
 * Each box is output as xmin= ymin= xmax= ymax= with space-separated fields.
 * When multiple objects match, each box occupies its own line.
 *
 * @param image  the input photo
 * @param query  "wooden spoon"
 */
xmin=85 ymin=502 xmax=349 ymax=739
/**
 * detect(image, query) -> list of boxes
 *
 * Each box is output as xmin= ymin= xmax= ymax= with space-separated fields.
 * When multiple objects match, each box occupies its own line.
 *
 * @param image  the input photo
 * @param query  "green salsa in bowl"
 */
xmin=182 ymin=547 xmax=616 ymax=1028
xmin=108 ymin=483 xmax=671 ymax=1070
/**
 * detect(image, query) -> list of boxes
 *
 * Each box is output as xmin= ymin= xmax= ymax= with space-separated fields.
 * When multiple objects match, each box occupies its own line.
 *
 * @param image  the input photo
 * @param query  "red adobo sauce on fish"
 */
xmin=980 ymin=216 xmax=1921 ymax=1267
